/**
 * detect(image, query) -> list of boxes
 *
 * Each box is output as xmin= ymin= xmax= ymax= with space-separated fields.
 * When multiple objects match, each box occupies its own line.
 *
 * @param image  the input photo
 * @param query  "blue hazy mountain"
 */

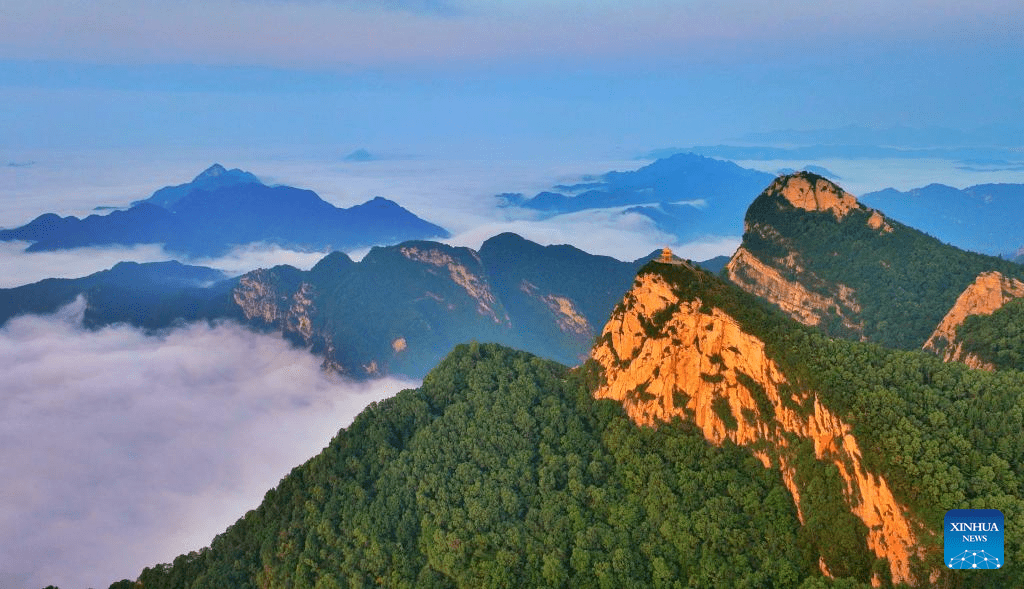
xmin=0 ymin=164 xmax=449 ymax=257
xmin=343 ymin=148 xmax=375 ymax=162
xmin=860 ymin=183 xmax=1024 ymax=256
xmin=133 ymin=163 xmax=262 ymax=208
xmin=646 ymin=144 xmax=1024 ymax=164
xmin=499 ymin=153 xmax=775 ymax=242
xmin=0 ymin=261 xmax=232 ymax=328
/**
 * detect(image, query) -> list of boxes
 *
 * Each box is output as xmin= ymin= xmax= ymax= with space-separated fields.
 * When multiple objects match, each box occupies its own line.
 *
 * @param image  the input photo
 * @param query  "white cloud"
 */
xmin=0 ymin=298 xmax=415 ymax=589
xmin=190 ymin=242 xmax=334 ymax=276
xmin=0 ymin=240 xmax=173 ymax=287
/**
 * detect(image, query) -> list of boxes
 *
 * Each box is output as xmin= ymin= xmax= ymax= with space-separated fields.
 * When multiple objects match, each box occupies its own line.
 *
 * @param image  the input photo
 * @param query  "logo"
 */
xmin=945 ymin=509 xmax=1004 ymax=569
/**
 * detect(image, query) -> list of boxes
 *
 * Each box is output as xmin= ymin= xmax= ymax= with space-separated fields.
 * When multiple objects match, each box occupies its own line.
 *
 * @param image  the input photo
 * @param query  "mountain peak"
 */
xmin=194 ymin=163 xmax=228 ymax=181
xmin=191 ymin=164 xmax=262 ymax=187
xmin=769 ymin=172 xmax=860 ymax=219
xmin=591 ymin=263 xmax=921 ymax=584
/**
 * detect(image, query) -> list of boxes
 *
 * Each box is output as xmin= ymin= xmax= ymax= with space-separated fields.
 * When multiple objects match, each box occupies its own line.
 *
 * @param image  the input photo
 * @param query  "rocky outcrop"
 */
xmin=593 ymin=272 xmax=922 ymax=585
xmin=769 ymin=173 xmax=893 ymax=233
xmin=400 ymin=246 xmax=508 ymax=324
xmin=519 ymin=280 xmax=591 ymax=336
xmin=234 ymin=271 xmax=341 ymax=372
xmin=724 ymin=173 xmax=906 ymax=338
xmin=924 ymin=271 xmax=1024 ymax=369
xmin=726 ymin=246 xmax=861 ymax=331
xmin=774 ymin=173 xmax=860 ymax=220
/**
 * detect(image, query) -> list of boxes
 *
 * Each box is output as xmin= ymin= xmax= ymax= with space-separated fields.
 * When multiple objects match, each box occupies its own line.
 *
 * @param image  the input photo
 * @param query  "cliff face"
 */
xmin=226 ymin=236 xmax=640 ymax=378
xmin=924 ymin=271 xmax=1024 ymax=369
xmin=592 ymin=270 xmax=922 ymax=585
xmin=233 ymin=269 xmax=344 ymax=372
xmin=722 ymin=173 xmax=895 ymax=336
xmin=726 ymin=246 xmax=862 ymax=331
xmin=399 ymin=245 xmax=509 ymax=325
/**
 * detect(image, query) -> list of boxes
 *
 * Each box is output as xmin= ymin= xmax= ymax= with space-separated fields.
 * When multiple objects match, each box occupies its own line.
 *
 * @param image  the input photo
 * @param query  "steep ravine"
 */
xmin=592 ymin=271 xmax=924 ymax=585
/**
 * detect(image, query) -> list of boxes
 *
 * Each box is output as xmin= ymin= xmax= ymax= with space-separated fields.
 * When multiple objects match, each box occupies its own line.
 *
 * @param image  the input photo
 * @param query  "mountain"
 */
xmin=498 ymin=153 xmax=775 ymax=243
xmin=0 ymin=165 xmax=449 ymax=257
xmin=591 ymin=260 xmax=1024 ymax=586
xmin=860 ymin=183 xmax=1024 ymax=256
xmin=230 ymin=233 xmax=644 ymax=377
xmin=133 ymin=163 xmax=262 ymax=208
xmin=924 ymin=272 xmax=1024 ymax=371
xmin=724 ymin=172 xmax=1024 ymax=350
xmin=0 ymin=261 xmax=232 ymax=329
xmin=1 ymin=234 xmax=645 ymax=378
xmin=648 ymin=144 xmax=1024 ymax=164
xmin=97 ymin=260 xmax=1024 ymax=589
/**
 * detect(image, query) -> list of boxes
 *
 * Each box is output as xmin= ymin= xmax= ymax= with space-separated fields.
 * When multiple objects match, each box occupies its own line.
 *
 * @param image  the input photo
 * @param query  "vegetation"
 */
xmin=641 ymin=261 xmax=1024 ymax=586
xmin=956 ymin=297 xmax=1024 ymax=370
xmin=739 ymin=179 xmax=1024 ymax=349
xmin=122 ymin=343 xmax=823 ymax=588
xmin=94 ymin=258 xmax=1024 ymax=589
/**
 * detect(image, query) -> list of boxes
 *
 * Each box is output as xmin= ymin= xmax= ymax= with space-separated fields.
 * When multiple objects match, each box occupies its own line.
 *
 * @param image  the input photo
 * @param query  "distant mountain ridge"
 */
xmin=0 ymin=164 xmax=449 ymax=257
xmin=860 ymin=182 xmax=1024 ymax=256
xmin=0 ymin=233 xmax=653 ymax=378
xmin=499 ymin=153 xmax=775 ymax=243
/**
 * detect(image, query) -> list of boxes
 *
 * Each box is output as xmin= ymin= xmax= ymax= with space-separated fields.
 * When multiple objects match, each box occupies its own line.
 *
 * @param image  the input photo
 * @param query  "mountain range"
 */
xmin=498 ymin=153 xmax=776 ymax=243
xmin=0 ymin=164 xmax=449 ymax=257
xmin=1 ymin=233 xmax=657 ymax=378
xmin=26 ymin=172 xmax=1024 ymax=588
xmin=860 ymin=182 xmax=1024 ymax=257
xmin=88 ymin=175 xmax=1024 ymax=588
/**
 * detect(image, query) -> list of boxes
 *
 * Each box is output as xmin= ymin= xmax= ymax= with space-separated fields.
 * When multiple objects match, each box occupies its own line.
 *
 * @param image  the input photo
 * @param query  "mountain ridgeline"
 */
xmin=0 ymin=233 xmax=646 ymax=378
xmin=100 ymin=259 xmax=1024 ymax=589
xmin=725 ymin=172 xmax=1024 ymax=351
xmin=0 ymin=164 xmax=449 ymax=257
xmin=860 ymin=182 xmax=1024 ymax=257
xmin=498 ymin=153 xmax=776 ymax=244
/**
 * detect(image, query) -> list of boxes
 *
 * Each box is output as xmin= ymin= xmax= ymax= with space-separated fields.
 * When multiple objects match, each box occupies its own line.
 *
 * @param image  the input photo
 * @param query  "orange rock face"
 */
xmin=726 ymin=246 xmax=862 ymax=332
xmin=592 ymin=273 xmax=923 ymax=585
xmin=924 ymin=271 xmax=1024 ymax=369
xmin=771 ymin=174 xmax=860 ymax=219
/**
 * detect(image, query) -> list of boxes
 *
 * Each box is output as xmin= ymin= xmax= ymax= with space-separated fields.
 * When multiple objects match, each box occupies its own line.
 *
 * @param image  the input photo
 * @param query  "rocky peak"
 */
xmin=924 ymin=271 xmax=1024 ymax=368
xmin=591 ymin=265 xmax=923 ymax=585
xmin=769 ymin=172 xmax=860 ymax=219
xmin=195 ymin=163 xmax=227 ymax=180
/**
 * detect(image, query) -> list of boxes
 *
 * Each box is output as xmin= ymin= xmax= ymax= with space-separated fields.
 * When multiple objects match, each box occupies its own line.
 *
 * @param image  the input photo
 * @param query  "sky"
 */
xmin=1 ymin=0 xmax=1022 ymax=157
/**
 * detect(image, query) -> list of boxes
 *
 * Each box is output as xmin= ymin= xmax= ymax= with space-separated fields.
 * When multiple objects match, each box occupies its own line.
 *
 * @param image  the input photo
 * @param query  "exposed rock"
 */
xmin=771 ymin=173 xmax=860 ymax=220
xmin=592 ymin=272 xmax=922 ymax=585
xmin=392 ymin=337 xmax=407 ymax=352
xmin=519 ymin=280 xmax=591 ymax=336
xmin=401 ymin=246 xmax=508 ymax=324
xmin=924 ymin=271 xmax=1024 ymax=368
xmin=726 ymin=246 xmax=861 ymax=332
xmin=233 ymin=271 xmax=340 ymax=372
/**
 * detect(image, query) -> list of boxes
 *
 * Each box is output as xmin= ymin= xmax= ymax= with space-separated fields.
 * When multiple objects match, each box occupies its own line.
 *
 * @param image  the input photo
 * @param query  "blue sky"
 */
xmin=1 ymin=0 xmax=1022 ymax=156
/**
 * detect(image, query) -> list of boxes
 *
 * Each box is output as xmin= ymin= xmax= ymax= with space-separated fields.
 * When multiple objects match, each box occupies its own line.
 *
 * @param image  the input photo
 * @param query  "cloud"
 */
xmin=190 ymin=242 xmax=334 ymax=276
xmin=0 ymin=240 xmax=339 ymax=288
xmin=0 ymin=241 xmax=173 ymax=288
xmin=0 ymin=298 xmax=415 ymax=589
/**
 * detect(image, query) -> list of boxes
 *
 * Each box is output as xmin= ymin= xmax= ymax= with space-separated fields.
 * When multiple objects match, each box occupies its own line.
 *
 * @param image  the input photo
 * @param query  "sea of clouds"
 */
xmin=0 ymin=298 xmax=415 ymax=589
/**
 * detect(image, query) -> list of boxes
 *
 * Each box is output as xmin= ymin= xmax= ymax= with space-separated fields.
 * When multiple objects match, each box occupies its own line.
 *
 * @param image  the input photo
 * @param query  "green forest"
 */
xmin=957 ymin=297 xmax=1024 ymax=371
xmin=739 ymin=175 xmax=1024 ymax=350
xmin=83 ymin=261 xmax=1024 ymax=588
